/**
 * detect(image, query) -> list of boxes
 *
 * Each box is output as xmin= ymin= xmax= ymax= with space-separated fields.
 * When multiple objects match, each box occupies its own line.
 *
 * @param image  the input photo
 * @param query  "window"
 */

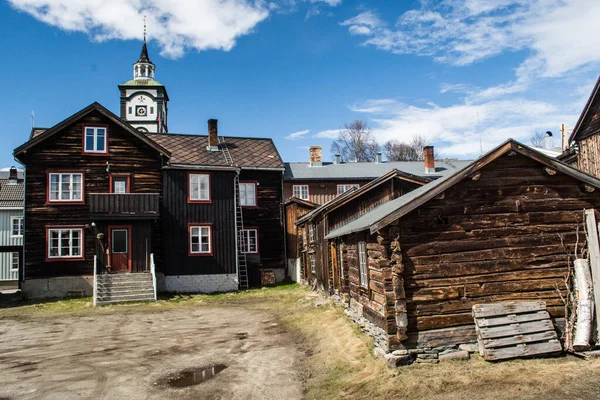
xmin=358 ymin=240 xmax=368 ymax=288
xmin=240 ymin=229 xmax=258 ymax=253
xmin=47 ymin=228 xmax=83 ymax=259
xmin=310 ymin=254 xmax=316 ymax=274
xmin=128 ymin=107 xmax=132 ymax=115
xmin=83 ymin=127 xmax=107 ymax=154
xmin=189 ymin=173 xmax=211 ymax=202
xmin=293 ymin=185 xmax=309 ymax=200
xmin=48 ymin=173 xmax=83 ymax=203
xmin=337 ymin=184 xmax=360 ymax=196
xmin=150 ymin=106 xmax=154 ymax=114
xmin=110 ymin=175 xmax=130 ymax=194
xmin=189 ymin=225 xmax=211 ymax=255
xmin=11 ymin=217 xmax=23 ymax=237
xmin=309 ymin=225 xmax=315 ymax=243
xmin=239 ymin=182 xmax=257 ymax=207
xmin=10 ymin=252 xmax=19 ymax=271
xmin=338 ymin=243 xmax=344 ymax=280
xmin=302 ymin=227 xmax=308 ymax=247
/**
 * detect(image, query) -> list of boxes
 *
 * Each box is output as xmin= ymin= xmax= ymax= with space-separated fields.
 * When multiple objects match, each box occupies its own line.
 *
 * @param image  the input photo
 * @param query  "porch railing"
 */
xmin=93 ymin=255 xmax=98 ymax=307
xmin=150 ymin=253 xmax=157 ymax=301
xmin=89 ymin=193 xmax=160 ymax=218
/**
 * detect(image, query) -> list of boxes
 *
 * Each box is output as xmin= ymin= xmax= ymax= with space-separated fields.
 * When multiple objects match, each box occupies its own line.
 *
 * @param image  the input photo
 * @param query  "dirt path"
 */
xmin=0 ymin=306 xmax=302 ymax=399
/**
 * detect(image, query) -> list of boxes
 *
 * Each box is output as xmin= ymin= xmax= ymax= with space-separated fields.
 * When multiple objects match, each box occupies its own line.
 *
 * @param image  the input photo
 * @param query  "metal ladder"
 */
xmin=219 ymin=137 xmax=249 ymax=289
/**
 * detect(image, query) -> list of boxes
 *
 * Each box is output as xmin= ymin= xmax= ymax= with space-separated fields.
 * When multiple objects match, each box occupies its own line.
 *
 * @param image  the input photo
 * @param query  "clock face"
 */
xmin=136 ymin=105 xmax=147 ymax=117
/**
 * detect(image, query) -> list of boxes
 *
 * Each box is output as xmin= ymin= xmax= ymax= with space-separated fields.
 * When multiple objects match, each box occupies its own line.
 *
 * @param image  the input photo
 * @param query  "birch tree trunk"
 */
xmin=573 ymin=258 xmax=594 ymax=352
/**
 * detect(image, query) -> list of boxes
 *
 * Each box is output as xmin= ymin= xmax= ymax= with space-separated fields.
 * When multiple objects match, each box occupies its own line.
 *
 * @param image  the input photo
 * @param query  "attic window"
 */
xmin=83 ymin=126 xmax=107 ymax=154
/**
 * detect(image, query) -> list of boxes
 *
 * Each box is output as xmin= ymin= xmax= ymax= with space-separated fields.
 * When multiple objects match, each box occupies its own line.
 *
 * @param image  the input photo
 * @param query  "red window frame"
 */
xmin=188 ymin=223 xmax=213 ymax=256
xmin=187 ymin=172 xmax=212 ymax=204
xmin=81 ymin=125 xmax=109 ymax=156
xmin=239 ymin=180 xmax=258 ymax=208
xmin=109 ymin=174 xmax=131 ymax=193
xmin=45 ymin=225 xmax=85 ymax=262
xmin=46 ymin=170 xmax=85 ymax=205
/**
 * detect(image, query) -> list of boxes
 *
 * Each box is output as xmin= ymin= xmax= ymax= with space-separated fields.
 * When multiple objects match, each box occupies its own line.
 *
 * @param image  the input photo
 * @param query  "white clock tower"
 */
xmin=118 ymin=34 xmax=169 ymax=133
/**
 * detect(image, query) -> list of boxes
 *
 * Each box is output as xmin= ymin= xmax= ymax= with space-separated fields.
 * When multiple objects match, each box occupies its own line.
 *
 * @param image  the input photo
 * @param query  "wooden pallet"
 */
xmin=472 ymin=301 xmax=563 ymax=361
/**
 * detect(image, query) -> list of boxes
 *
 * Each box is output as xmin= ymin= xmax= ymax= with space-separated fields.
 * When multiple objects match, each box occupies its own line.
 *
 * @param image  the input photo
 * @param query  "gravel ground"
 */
xmin=0 ymin=305 xmax=302 ymax=400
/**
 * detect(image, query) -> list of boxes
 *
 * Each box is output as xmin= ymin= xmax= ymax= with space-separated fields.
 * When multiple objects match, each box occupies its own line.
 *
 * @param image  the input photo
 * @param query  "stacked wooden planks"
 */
xmin=473 ymin=301 xmax=562 ymax=361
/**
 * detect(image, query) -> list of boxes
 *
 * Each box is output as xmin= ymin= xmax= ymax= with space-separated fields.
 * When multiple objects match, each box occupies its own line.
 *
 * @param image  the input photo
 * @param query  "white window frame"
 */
xmin=338 ymin=243 xmax=344 ymax=281
xmin=10 ymin=252 xmax=19 ymax=272
xmin=302 ymin=227 xmax=308 ymax=247
xmin=47 ymin=228 xmax=83 ymax=259
xmin=358 ymin=240 xmax=368 ymax=288
xmin=11 ymin=216 xmax=23 ymax=237
xmin=83 ymin=126 xmax=107 ymax=153
xmin=337 ymin=184 xmax=360 ymax=196
xmin=310 ymin=254 xmax=316 ymax=274
xmin=190 ymin=225 xmax=211 ymax=254
xmin=239 ymin=182 xmax=257 ymax=207
xmin=189 ymin=173 xmax=211 ymax=202
xmin=240 ymin=229 xmax=258 ymax=254
xmin=48 ymin=173 xmax=83 ymax=202
xmin=309 ymin=224 xmax=315 ymax=243
xmin=293 ymin=185 xmax=309 ymax=201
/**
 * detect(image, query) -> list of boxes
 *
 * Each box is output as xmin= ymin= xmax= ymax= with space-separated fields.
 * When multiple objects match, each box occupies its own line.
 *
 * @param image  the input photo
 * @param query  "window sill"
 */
xmin=45 ymin=201 xmax=85 ymax=205
xmin=188 ymin=199 xmax=212 ymax=204
xmin=188 ymin=252 xmax=213 ymax=257
xmin=45 ymin=256 xmax=85 ymax=262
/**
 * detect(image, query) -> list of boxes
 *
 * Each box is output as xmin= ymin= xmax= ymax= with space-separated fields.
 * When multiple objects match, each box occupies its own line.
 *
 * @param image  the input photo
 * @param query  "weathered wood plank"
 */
xmin=484 ymin=340 xmax=562 ymax=361
xmin=476 ymin=310 xmax=549 ymax=328
xmin=584 ymin=209 xmax=600 ymax=341
xmin=482 ymin=330 xmax=558 ymax=348
xmin=477 ymin=319 xmax=555 ymax=339
xmin=473 ymin=301 xmax=546 ymax=318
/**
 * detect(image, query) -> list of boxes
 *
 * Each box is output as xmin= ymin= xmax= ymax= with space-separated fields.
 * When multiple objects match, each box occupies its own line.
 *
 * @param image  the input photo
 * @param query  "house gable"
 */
xmin=569 ymin=75 xmax=600 ymax=143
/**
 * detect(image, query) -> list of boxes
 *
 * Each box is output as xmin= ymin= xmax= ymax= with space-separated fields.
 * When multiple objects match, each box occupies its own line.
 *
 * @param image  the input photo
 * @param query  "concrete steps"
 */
xmin=95 ymin=273 xmax=155 ymax=306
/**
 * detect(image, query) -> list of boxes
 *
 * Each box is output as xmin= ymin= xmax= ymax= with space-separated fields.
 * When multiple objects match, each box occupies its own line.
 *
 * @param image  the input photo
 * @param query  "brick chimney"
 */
xmin=8 ymin=166 xmax=18 ymax=184
xmin=424 ymin=146 xmax=435 ymax=174
xmin=207 ymin=119 xmax=219 ymax=151
xmin=309 ymin=146 xmax=322 ymax=167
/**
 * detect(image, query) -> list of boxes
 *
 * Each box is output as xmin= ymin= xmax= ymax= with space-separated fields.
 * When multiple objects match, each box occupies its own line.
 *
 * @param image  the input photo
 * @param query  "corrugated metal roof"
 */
xmin=324 ymin=170 xmax=459 ymax=239
xmin=119 ymin=79 xmax=165 ymax=87
xmin=284 ymin=159 xmax=471 ymax=180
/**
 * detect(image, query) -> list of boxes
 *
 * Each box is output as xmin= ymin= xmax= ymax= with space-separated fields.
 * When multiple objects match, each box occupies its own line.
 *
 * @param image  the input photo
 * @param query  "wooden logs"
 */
xmin=573 ymin=258 xmax=594 ymax=351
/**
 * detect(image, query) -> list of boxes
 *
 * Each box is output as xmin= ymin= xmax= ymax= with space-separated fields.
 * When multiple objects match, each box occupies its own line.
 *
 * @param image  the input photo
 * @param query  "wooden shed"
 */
xmin=325 ymin=139 xmax=600 ymax=352
xmin=285 ymin=197 xmax=318 ymax=282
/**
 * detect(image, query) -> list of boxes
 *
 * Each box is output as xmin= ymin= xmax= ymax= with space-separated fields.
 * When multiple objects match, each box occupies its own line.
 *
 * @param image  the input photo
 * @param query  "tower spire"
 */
xmin=143 ymin=14 xmax=146 ymax=43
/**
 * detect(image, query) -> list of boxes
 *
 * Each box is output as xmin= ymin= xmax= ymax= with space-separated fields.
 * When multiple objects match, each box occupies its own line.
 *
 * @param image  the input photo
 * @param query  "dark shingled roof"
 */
xmin=0 ymin=172 xmax=24 ymax=208
xmin=146 ymin=133 xmax=284 ymax=169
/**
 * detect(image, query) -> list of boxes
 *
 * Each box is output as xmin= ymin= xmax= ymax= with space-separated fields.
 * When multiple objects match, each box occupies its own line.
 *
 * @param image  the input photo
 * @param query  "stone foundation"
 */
xmin=22 ymin=276 xmax=93 ymax=299
xmin=161 ymin=274 xmax=238 ymax=293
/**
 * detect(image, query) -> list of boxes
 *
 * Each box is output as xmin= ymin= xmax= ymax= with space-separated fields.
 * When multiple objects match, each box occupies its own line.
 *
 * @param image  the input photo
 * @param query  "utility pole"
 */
xmin=561 ymin=123 xmax=573 ymax=151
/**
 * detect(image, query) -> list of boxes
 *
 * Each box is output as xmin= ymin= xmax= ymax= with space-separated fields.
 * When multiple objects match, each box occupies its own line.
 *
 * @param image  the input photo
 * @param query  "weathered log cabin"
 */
xmin=0 ymin=168 xmax=24 ymax=287
xmin=322 ymin=140 xmax=600 ymax=355
xmin=559 ymin=75 xmax=600 ymax=176
xmin=294 ymin=168 xmax=430 ymax=292
xmin=13 ymin=40 xmax=285 ymax=301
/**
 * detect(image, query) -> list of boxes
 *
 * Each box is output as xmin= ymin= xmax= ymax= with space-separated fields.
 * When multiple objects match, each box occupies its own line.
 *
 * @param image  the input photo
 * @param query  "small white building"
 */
xmin=0 ymin=167 xmax=23 ymax=287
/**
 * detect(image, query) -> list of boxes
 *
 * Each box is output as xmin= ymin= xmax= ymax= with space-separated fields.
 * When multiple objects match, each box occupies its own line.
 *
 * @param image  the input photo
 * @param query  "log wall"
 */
xmin=393 ymin=153 xmax=600 ymax=346
xmin=577 ymin=134 xmax=600 ymax=178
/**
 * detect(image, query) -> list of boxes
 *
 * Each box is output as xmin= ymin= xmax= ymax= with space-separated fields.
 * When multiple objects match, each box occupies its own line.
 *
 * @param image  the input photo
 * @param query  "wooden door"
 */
xmin=330 ymin=242 xmax=339 ymax=292
xmin=109 ymin=226 xmax=131 ymax=272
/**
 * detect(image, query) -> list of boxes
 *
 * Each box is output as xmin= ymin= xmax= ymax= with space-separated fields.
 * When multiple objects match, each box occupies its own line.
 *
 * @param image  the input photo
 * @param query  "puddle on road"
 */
xmin=166 ymin=365 xmax=228 ymax=388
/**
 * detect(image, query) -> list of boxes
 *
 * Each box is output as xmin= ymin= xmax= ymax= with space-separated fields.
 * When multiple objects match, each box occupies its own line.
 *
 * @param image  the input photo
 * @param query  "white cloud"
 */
xmin=285 ymin=129 xmax=310 ymax=140
xmin=8 ymin=0 xmax=271 ymax=58
xmin=341 ymin=1 xmax=600 ymax=79
xmin=314 ymin=129 xmax=339 ymax=139
xmin=345 ymin=97 xmax=580 ymax=158
xmin=311 ymin=0 xmax=341 ymax=5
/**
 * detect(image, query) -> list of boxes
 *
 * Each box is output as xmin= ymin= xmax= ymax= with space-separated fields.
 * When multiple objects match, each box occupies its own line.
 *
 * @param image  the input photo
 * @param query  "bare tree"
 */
xmin=330 ymin=120 xmax=380 ymax=162
xmin=384 ymin=134 xmax=429 ymax=161
xmin=530 ymin=131 xmax=545 ymax=147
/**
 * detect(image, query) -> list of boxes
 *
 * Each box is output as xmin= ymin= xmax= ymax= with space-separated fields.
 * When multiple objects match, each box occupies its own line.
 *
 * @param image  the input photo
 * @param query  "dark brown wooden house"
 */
xmin=322 ymin=139 xmax=600 ymax=356
xmin=285 ymin=197 xmax=318 ymax=282
xmin=294 ymin=169 xmax=428 ymax=293
xmin=559 ymin=75 xmax=600 ymax=176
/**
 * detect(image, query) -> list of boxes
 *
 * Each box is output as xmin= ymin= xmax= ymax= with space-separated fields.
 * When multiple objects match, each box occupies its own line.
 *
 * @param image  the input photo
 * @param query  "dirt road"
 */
xmin=0 ymin=305 xmax=302 ymax=399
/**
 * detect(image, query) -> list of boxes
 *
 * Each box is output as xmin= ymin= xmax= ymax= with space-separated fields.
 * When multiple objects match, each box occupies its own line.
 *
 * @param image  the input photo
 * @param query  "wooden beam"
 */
xmin=584 ymin=209 xmax=600 ymax=341
xmin=543 ymin=167 xmax=557 ymax=176
xmin=470 ymin=172 xmax=481 ymax=181
xmin=583 ymin=184 xmax=596 ymax=193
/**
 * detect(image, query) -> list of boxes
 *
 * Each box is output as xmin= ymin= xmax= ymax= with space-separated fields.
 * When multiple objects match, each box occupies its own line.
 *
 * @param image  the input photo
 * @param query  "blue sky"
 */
xmin=1 ymin=0 xmax=600 ymax=168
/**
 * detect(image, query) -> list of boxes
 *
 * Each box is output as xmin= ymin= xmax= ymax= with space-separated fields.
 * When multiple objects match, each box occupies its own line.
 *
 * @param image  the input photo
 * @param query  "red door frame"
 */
xmin=108 ymin=225 xmax=132 ymax=272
